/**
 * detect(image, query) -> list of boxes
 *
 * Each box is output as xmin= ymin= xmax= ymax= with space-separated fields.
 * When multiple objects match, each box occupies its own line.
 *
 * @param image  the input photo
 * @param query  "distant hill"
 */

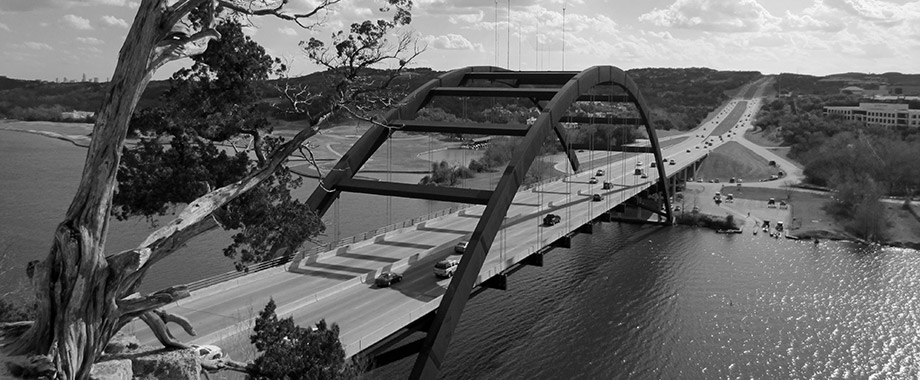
xmin=0 ymin=76 xmax=42 ymax=91
xmin=1 ymin=67 xmax=813 ymax=131
xmin=775 ymin=72 xmax=920 ymax=95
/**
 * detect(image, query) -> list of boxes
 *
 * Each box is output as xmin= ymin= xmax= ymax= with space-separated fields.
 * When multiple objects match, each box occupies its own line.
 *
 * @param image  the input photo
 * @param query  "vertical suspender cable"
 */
xmin=387 ymin=128 xmax=393 ymax=225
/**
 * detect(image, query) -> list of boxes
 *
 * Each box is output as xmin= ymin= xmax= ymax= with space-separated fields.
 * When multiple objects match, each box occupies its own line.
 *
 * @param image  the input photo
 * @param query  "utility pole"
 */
xmin=562 ymin=2 xmax=566 ymax=70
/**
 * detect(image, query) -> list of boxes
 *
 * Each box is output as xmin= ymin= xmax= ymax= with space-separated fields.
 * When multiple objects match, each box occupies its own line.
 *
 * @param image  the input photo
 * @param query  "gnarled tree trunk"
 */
xmin=7 ymin=1 xmax=212 ymax=378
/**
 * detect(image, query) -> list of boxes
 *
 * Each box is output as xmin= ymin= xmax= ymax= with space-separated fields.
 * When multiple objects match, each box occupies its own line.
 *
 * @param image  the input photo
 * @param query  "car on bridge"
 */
xmin=592 ymin=194 xmax=603 ymax=202
xmin=602 ymin=181 xmax=613 ymax=190
xmin=596 ymin=169 xmax=605 ymax=176
xmin=543 ymin=213 xmax=561 ymax=226
xmin=634 ymin=168 xmax=642 ymax=175
xmin=641 ymin=172 xmax=649 ymax=179
xmin=670 ymin=159 xmax=676 ymax=165
xmin=588 ymin=177 xmax=598 ymax=184
xmin=433 ymin=259 xmax=460 ymax=278
xmin=650 ymin=162 xmax=657 ymax=168
xmin=375 ymin=272 xmax=403 ymax=287
xmin=454 ymin=240 xmax=468 ymax=253
xmin=636 ymin=161 xmax=643 ymax=167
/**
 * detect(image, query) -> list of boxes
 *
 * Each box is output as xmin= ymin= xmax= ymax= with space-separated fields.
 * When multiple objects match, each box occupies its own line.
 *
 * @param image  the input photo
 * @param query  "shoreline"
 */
xmin=0 ymin=125 xmax=92 ymax=147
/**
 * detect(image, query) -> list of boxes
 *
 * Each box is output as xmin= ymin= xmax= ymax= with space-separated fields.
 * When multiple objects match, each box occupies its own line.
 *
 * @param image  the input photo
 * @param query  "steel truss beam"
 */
xmin=303 ymin=66 xmax=672 ymax=379
xmin=410 ymin=66 xmax=672 ymax=379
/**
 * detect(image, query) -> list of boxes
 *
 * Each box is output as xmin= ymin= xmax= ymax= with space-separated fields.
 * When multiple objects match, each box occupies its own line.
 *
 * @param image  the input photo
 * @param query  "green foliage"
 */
xmin=0 ymin=297 xmax=35 ymax=323
xmin=629 ymin=68 xmax=762 ymax=130
xmin=419 ymin=161 xmax=474 ymax=186
xmin=523 ymin=159 xmax=558 ymax=186
xmin=564 ymin=125 xmax=639 ymax=150
xmin=753 ymin=95 xmax=920 ymax=197
xmin=470 ymin=137 xmax=520 ymax=170
xmin=114 ymin=21 xmax=324 ymax=263
xmin=675 ymin=212 xmax=738 ymax=230
xmin=251 ymin=299 xmax=350 ymax=380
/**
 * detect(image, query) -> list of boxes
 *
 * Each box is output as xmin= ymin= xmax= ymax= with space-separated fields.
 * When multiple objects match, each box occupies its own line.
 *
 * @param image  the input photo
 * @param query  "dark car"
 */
xmin=650 ymin=162 xmax=657 ymax=168
xmin=375 ymin=272 xmax=403 ymax=287
xmin=592 ymin=194 xmax=602 ymax=202
xmin=602 ymin=181 xmax=613 ymax=190
xmin=543 ymin=214 xmax=561 ymax=226
xmin=634 ymin=168 xmax=642 ymax=175
xmin=595 ymin=169 xmax=605 ymax=176
xmin=669 ymin=159 xmax=676 ymax=165
xmin=588 ymin=177 xmax=598 ymax=184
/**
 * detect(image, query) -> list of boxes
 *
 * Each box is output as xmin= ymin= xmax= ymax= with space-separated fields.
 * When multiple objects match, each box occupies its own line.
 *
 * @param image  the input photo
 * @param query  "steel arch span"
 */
xmin=303 ymin=66 xmax=673 ymax=378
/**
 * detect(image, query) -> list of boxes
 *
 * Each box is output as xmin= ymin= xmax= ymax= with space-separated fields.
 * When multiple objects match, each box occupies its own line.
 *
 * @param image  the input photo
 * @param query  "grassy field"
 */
xmin=695 ymin=141 xmax=777 ymax=182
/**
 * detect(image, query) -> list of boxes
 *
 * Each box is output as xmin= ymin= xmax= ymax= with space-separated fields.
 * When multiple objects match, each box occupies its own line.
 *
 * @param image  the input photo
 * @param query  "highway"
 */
xmin=125 ymin=77 xmax=774 ymax=359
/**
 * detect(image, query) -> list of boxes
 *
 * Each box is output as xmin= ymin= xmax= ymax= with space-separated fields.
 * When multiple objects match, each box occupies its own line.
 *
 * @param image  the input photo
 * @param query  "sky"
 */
xmin=1 ymin=0 xmax=919 ymax=81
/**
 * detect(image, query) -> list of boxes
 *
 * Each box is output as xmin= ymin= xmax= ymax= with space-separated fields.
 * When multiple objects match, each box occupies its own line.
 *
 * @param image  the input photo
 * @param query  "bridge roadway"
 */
xmin=127 ymin=78 xmax=770 ymax=360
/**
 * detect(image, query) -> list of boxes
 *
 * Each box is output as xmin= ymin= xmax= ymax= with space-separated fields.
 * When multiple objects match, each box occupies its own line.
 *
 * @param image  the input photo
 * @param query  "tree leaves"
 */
xmin=250 ymin=299 xmax=348 ymax=380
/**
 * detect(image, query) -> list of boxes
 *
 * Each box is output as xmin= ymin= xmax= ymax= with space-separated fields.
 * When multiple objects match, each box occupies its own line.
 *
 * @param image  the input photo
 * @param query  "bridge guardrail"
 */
xmin=185 ymin=204 xmax=472 ymax=293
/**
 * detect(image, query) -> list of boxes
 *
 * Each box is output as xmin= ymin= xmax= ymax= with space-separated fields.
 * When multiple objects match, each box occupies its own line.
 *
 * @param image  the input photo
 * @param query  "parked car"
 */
xmin=588 ymin=177 xmax=598 ymax=184
xmin=686 ymin=149 xmax=691 ymax=153
xmin=543 ymin=213 xmax=561 ymax=226
xmin=602 ymin=181 xmax=613 ymax=190
xmin=767 ymin=198 xmax=776 ymax=208
xmin=592 ymin=194 xmax=603 ymax=202
xmin=433 ymin=259 xmax=460 ymax=278
xmin=596 ymin=169 xmax=605 ymax=176
xmin=191 ymin=344 xmax=226 ymax=362
xmin=776 ymin=221 xmax=785 ymax=232
xmin=375 ymin=272 xmax=403 ymax=287
xmin=454 ymin=240 xmax=468 ymax=253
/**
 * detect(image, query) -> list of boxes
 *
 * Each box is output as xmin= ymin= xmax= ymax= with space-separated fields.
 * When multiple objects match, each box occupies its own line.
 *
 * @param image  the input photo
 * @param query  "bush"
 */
xmin=675 ymin=212 xmax=738 ymax=230
xmin=250 ymin=299 xmax=352 ymax=380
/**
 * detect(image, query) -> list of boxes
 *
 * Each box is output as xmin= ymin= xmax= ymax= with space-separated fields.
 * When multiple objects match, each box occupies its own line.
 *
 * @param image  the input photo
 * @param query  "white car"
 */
xmin=191 ymin=344 xmax=226 ymax=361
xmin=636 ymin=161 xmax=643 ymax=167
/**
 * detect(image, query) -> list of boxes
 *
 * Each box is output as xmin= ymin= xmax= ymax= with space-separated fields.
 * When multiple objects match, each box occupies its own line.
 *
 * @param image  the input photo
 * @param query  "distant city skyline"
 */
xmin=1 ymin=0 xmax=919 ymax=81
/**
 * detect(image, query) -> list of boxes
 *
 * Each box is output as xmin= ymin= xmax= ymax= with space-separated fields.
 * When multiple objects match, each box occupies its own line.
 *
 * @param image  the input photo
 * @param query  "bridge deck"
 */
xmin=125 ymin=83 xmax=767 ymax=361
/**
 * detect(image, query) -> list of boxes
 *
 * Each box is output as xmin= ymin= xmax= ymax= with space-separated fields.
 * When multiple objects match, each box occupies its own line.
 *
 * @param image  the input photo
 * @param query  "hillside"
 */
xmin=695 ymin=141 xmax=777 ymax=183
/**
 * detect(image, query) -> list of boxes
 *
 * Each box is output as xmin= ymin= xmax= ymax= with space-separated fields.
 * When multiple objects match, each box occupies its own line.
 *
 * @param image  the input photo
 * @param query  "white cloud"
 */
xmin=23 ymin=41 xmax=53 ymax=50
xmin=77 ymin=37 xmax=104 ymax=45
xmin=278 ymin=26 xmax=298 ymax=36
xmin=449 ymin=11 xmax=483 ymax=24
xmin=423 ymin=34 xmax=484 ymax=51
xmin=62 ymin=14 xmax=92 ymax=30
xmin=639 ymin=0 xmax=779 ymax=32
xmin=100 ymin=15 xmax=128 ymax=28
xmin=1 ymin=0 xmax=128 ymax=12
xmin=0 ymin=22 xmax=9 ymax=32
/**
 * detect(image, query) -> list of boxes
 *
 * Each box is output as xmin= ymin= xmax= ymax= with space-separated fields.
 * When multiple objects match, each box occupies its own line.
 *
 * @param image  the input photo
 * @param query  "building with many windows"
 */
xmin=823 ymin=102 xmax=920 ymax=128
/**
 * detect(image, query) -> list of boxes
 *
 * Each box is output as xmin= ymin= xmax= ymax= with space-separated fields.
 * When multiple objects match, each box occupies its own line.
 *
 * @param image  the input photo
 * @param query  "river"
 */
xmin=2 ymin=125 xmax=919 ymax=379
